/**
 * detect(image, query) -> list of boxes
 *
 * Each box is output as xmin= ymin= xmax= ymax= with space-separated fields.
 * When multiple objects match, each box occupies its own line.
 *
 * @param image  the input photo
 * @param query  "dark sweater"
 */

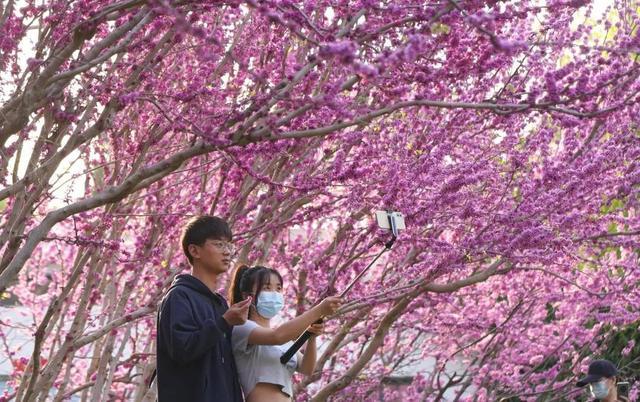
xmin=156 ymin=274 xmax=243 ymax=402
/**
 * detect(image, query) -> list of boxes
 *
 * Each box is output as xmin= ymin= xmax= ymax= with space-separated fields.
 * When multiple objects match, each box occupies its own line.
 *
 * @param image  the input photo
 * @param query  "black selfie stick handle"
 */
xmin=280 ymin=318 xmax=323 ymax=364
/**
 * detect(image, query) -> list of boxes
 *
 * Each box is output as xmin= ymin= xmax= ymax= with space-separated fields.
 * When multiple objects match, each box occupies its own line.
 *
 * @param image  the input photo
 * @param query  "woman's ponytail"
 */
xmin=229 ymin=265 xmax=250 ymax=304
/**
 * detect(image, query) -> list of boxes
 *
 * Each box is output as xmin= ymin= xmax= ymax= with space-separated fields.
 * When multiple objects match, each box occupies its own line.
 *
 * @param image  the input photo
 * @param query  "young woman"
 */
xmin=229 ymin=265 xmax=342 ymax=402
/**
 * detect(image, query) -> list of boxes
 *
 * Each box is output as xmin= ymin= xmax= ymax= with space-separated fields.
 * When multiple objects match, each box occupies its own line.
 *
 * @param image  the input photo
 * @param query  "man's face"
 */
xmin=188 ymin=238 xmax=234 ymax=274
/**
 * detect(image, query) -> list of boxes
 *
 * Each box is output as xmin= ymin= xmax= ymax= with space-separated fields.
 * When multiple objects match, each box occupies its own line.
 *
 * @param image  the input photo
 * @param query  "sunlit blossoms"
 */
xmin=1 ymin=0 xmax=639 ymax=400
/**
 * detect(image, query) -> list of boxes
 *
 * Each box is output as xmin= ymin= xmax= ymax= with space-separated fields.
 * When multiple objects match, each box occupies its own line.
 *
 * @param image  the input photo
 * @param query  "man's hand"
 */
xmin=223 ymin=297 xmax=252 ymax=326
xmin=318 ymin=296 xmax=342 ymax=317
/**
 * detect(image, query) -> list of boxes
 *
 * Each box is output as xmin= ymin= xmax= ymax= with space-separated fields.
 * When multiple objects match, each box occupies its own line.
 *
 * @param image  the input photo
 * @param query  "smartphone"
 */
xmin=617 ymin=381 xmax=629 ymax=398
xmin=375 ymin=211 xmax=406 ymax=236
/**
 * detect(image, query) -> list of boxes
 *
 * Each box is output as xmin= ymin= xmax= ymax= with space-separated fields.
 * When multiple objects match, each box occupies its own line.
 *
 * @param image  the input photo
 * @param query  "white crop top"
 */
xmin=231 ymin=320 xmax=302 ymax=397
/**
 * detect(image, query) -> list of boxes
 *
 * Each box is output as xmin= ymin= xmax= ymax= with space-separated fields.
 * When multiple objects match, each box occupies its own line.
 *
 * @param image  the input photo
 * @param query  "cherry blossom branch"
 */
xmin=248 ymin=99 xmax=625 ymax=144
xmin=0 ymin=140 xmax=219 ymax=291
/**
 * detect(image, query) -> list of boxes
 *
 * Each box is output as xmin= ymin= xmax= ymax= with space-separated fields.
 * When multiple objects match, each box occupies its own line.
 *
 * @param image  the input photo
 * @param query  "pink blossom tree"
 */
xmin=1 ymin=0 xmax=639 ymax=400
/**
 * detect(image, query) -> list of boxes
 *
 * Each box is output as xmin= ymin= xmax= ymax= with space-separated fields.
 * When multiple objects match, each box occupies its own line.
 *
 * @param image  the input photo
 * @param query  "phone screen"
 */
xmin=617 ymin=381 xmax=630 ymax=398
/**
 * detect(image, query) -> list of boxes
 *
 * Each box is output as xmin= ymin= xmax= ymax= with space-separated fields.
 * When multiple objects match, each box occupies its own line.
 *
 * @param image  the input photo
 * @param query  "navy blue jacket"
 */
xmin=157 ymin=274 xmax=243 ymax=402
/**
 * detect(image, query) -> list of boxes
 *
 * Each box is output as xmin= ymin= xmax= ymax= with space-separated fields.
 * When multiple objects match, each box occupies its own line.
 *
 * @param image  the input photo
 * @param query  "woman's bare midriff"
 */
xmin=246 ymin=382 xmax=291 ymax=402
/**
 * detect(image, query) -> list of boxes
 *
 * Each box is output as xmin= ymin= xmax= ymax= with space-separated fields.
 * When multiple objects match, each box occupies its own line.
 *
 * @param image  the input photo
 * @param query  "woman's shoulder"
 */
xmin=232 ymin=319 xmax=259 ymax=336
xmin=238 ymin=319 xmax=259 ymax=328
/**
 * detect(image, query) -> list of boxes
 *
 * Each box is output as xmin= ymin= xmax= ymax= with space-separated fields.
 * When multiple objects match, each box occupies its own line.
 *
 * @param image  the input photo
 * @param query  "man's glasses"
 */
xmin=209 ymin=240 xmax=235 ymax=254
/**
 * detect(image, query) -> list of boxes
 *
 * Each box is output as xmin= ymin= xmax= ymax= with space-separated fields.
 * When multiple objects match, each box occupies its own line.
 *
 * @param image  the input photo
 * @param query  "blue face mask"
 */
xmin=256 ymin=291 xmax=284 ymax=319
xmin=590 ymin=380 xmax=609 ymax=399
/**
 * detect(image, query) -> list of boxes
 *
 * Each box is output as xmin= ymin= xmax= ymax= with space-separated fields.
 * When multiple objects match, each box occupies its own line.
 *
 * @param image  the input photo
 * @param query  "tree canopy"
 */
xmin=1 ymin=0 xmax=639 ymax=400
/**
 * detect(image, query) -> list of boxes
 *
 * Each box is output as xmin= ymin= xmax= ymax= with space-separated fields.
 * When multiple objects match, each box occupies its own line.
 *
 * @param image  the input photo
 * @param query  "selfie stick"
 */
xmin=280 ymin=212 xmax=401 ymax=364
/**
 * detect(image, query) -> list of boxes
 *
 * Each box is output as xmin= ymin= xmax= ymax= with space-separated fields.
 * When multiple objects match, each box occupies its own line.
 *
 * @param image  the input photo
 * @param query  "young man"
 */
xmin=156 ymin=216 xmax=252 ymax=402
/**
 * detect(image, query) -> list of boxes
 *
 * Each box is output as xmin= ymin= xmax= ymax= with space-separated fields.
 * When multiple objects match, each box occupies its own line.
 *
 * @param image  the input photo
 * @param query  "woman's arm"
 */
xmin=297 ymin=324 xmax=321 ymax=376
xmin=248 ymin=297 xmax=341 ymax=346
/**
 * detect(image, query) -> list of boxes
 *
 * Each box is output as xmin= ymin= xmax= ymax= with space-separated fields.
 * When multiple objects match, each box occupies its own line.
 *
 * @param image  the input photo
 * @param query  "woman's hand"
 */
xmin=306 ymin=322 xmax=324 ymax=338
xmin=318 ymin=296 xmax=342 ymax=317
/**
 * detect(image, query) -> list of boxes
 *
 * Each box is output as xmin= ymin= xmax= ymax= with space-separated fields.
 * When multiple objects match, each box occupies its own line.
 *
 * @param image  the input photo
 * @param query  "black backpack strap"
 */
xmin=148 ymin=369 xmax=157 ymax=389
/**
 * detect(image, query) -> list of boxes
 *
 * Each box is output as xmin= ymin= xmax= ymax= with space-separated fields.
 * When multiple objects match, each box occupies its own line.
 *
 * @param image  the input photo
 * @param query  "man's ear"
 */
xmin=188 ymin=244 xmax=200 ymax=260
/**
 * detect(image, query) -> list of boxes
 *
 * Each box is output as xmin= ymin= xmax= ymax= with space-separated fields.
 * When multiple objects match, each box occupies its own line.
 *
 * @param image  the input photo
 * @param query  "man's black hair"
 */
xmin=181 ymin=215 xmax=232 ymax=264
